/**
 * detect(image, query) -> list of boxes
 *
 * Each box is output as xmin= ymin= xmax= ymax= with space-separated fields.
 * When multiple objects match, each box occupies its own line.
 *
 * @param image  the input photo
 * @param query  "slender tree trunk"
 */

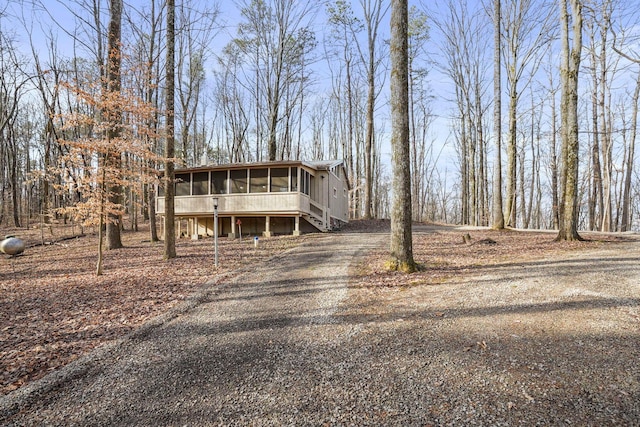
xmin=621 ymin=68 xmax=640 ymax=231
xmin=492 ymin=0 xmax=504 ymax=230
xmin=9 ymin=132 xmax=21 ymax=227
xmin=389 ymin=0 xmax=415 ymax=272
xmin=96 ymin=162 xmax=107 ymax=276
xmin=346 ymin=59 xmax=355 ymax=218
xmin=590 ymin=87 xmax=603 ymax=231
xmin=599 ymin=11 xmax=612 ymax=232
xmin=364 ymin=52 xmax=375 ymax=219
xmin=550 ymin=81 xmax=560 ymax=229
xmin=164 ymin=0 xmax=177 ymax=258
xmin=506 ymin=72 xmax=518 ymax=227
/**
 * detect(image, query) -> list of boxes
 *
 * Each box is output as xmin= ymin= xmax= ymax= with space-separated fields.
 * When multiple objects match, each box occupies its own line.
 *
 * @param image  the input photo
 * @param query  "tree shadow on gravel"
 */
xmin=140 ymin=291 xmax=639 ymax=338
xmin=11 ymin=303 xmax=636 ymax=427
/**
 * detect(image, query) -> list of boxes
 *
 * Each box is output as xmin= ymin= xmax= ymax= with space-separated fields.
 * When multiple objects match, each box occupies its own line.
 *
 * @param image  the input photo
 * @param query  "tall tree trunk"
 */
xmin=589 ymin=77 xmax=603 ymax=231
xmin=106 ymin=0 xmax=123 ymax=250
xmin=549 ymin=67 xmax=560 ymax=230
xmin=505 ymin=79 xmax=518 ymax=227
xmin=621 ymin=68 xmax=640 ymax=231
xmin=164 ymin=0 xmax=177 ymax=259
xmin=556 ymin=0 xmax=583 ymax=241
xmin=389 ymin=0 xmax=416 ymax=272
xmin=359 ymin=0 xmax=387 ymax=220
xmin=492 ymin=0 xmax=504 ymax=230
xmin=7 ymin=127 xmax=22 ymax=228
xmin=96 ymin=165 xmax=107 ymax=275
xmin=363 ymin=36 xmax=375 ymax=219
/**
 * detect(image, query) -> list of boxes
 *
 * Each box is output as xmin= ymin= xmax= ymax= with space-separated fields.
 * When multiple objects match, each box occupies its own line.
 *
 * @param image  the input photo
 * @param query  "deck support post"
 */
xmin=191 ymin=217 xmax=199 ymax=240
xmin=293 ymin=216 xmax=301 ymax=236
xmin=263 ymin=216 xmax=272 ymax=237
xmin=228 ymin=215 xmax=236 ymax=239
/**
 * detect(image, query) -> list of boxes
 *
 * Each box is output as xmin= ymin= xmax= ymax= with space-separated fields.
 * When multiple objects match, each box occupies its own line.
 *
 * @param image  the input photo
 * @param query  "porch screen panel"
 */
xmin=175 ymin=173 xmax=191 ymax=196
xmin=270 ymin=168 xmax=289 ymax=192
xmin=211 ymin=171 xmax=227 ymax=194
xmin=192 ymin=172 xmax=209 ymax=195
xmin=300 ymin=170 xmax=311 ymax=196
xmin=250 ymin=168 xmax=268 ymax=193
xmin=230 ymin=169 xmax=247 ymax=193
xmin=291 ymin=167 xmax=298 ymax=192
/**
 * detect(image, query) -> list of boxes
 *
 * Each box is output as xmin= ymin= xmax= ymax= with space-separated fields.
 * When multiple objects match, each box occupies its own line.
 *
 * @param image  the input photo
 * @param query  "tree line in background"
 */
xmin=1 ymin=0 xmax=640 ymax=241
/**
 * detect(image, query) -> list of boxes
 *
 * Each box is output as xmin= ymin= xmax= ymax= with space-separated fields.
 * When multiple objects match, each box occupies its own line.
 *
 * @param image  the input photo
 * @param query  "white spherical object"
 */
xmin=0 ymin=236 xmax=25 ymax=256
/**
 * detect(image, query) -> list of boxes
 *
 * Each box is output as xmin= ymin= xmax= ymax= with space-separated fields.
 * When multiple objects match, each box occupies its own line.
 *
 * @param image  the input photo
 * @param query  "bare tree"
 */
xmin=502 ymin=0 xmax=553 ymax=228
xmin=619 ymin=69 xmax=640 ymax=231
xmin=175 ymin=2 xmax=219 ymax=166
xmin=357 ymin=0 xmax=389 ymax=219
xmin=491 ymin=0 xmax=504 ymax=229
xmin=214 ymin=43 xmax=251 ymax=163
xmin=326 ymin=0 xmax=363 ymax=218
xmin=390 ymin=0 xmax=416 ymax=272
xmin=556 ymin=0 xmax=583 ymax=241
xmin=407 ymin=5 xmax=435 ymax=223
xmin=125 ymin=0 xmax=164 ymax=242
xmin=437 ymin=0 xmax=490 ymax=226
xmin=0 ymin=27 xmax=31 ymax=227
xmin=164 ymin=0 xmax=177 ymax=259
xmin=608 ymin=5 xmax=640 ymax=232
xmin=583 ymin=0 xmax=619 ymax=232
xmin=234 ymin=0 xmax=317 ymax=161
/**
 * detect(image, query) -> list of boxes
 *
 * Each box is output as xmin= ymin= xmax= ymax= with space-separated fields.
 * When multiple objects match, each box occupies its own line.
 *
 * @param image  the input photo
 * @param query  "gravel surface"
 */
xmin=1 ymin=228 xmax=639 ymax=426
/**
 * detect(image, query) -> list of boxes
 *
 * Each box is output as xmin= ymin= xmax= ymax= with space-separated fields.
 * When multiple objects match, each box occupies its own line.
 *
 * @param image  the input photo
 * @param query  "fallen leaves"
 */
xmin=0 ymin=223 xmax=308 ymax=395
xmin=350 ymin=224 xmax=624 ymax=290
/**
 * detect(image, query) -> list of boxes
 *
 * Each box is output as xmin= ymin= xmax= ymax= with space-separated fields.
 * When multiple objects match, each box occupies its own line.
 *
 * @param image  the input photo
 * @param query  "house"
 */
xmin=156 ymin=160 xmax=350 ymax=238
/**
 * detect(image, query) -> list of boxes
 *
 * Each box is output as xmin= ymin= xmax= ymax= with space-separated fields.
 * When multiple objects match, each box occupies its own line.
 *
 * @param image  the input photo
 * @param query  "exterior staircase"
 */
xmin=302 ymin=213 xmax=329 ymax=232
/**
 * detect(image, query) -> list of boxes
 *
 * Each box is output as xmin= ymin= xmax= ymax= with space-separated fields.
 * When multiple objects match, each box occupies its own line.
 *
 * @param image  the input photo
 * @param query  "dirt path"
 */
xmin=2 ymin=229 xmax=639 ymax=425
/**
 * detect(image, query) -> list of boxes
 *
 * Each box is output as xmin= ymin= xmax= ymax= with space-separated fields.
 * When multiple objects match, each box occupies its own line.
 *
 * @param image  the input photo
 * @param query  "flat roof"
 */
xmin=171 ymin=160 xmax=345 ymax=174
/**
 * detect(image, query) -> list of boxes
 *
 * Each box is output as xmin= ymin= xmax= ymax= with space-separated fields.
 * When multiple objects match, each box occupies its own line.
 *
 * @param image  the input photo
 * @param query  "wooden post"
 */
xmin=293 ymin=216 xmax=300 ymax=236
xmin=264 ymin=216 xmax=272 ymax=237
xmin=229 ymin=215 xmax=236 ymax=239
xmin=191 ymin=217 xmax=199 ymax=240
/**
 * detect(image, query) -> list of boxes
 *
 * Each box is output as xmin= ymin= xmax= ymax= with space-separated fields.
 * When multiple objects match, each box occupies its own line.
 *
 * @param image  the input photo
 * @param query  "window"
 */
xmin=250 ymin=168 xmax=268 ymax=193
xmin=301 ymin=170 xmax=311 ymax=196
xmin=291 ymin=167 xmax=298 ymax=192
xmin=211 ymin=171 xmax=227 ymax=194
xmin=230 ymin=169 xmax=247 ymax=193
xmin=270 ymin=168 xmax=289 ymax=192
xmin=192 ymin=172 xmax=209 ymax=195
xmin=333 ymin=187 xmax=337 ymax=198
xmin=175 ymin=173 xmax=191 ymax=196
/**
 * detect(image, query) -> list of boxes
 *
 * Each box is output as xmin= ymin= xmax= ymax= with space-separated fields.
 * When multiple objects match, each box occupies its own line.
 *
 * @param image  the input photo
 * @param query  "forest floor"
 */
xmin=0 ymin=222 xmax=310 ymax=395
xmin=1 ymin=220 xmax=639 ymax=424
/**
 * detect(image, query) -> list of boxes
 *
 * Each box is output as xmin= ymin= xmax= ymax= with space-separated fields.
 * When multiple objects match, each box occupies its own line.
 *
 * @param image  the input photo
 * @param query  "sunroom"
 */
xmin=156 ymin=160 xmax=349 ymax=238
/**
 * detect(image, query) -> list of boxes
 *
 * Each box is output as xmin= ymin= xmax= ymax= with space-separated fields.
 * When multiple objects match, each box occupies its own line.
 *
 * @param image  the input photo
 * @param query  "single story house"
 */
xmin=156 ymin=160 xmax=350 ymax=238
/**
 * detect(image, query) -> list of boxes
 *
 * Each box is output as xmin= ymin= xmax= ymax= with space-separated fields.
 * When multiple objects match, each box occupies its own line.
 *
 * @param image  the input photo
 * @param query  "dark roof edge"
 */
xmin=171 ymin=160 xmax=345 ymax=174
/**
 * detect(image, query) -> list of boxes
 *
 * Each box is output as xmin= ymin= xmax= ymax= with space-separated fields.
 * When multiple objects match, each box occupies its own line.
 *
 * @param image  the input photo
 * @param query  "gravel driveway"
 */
xmin=1 ymin=229 xmax=639 ymax=426
xmin=2 ymin=232 xmax=387 ymax=426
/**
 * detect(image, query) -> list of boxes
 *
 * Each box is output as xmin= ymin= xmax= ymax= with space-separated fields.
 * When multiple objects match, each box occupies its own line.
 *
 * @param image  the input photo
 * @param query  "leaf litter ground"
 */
xmin=0 ymin=224 xmax=306 ymax=395
xmin=1 ymin=219 xmax=638 ymax=425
